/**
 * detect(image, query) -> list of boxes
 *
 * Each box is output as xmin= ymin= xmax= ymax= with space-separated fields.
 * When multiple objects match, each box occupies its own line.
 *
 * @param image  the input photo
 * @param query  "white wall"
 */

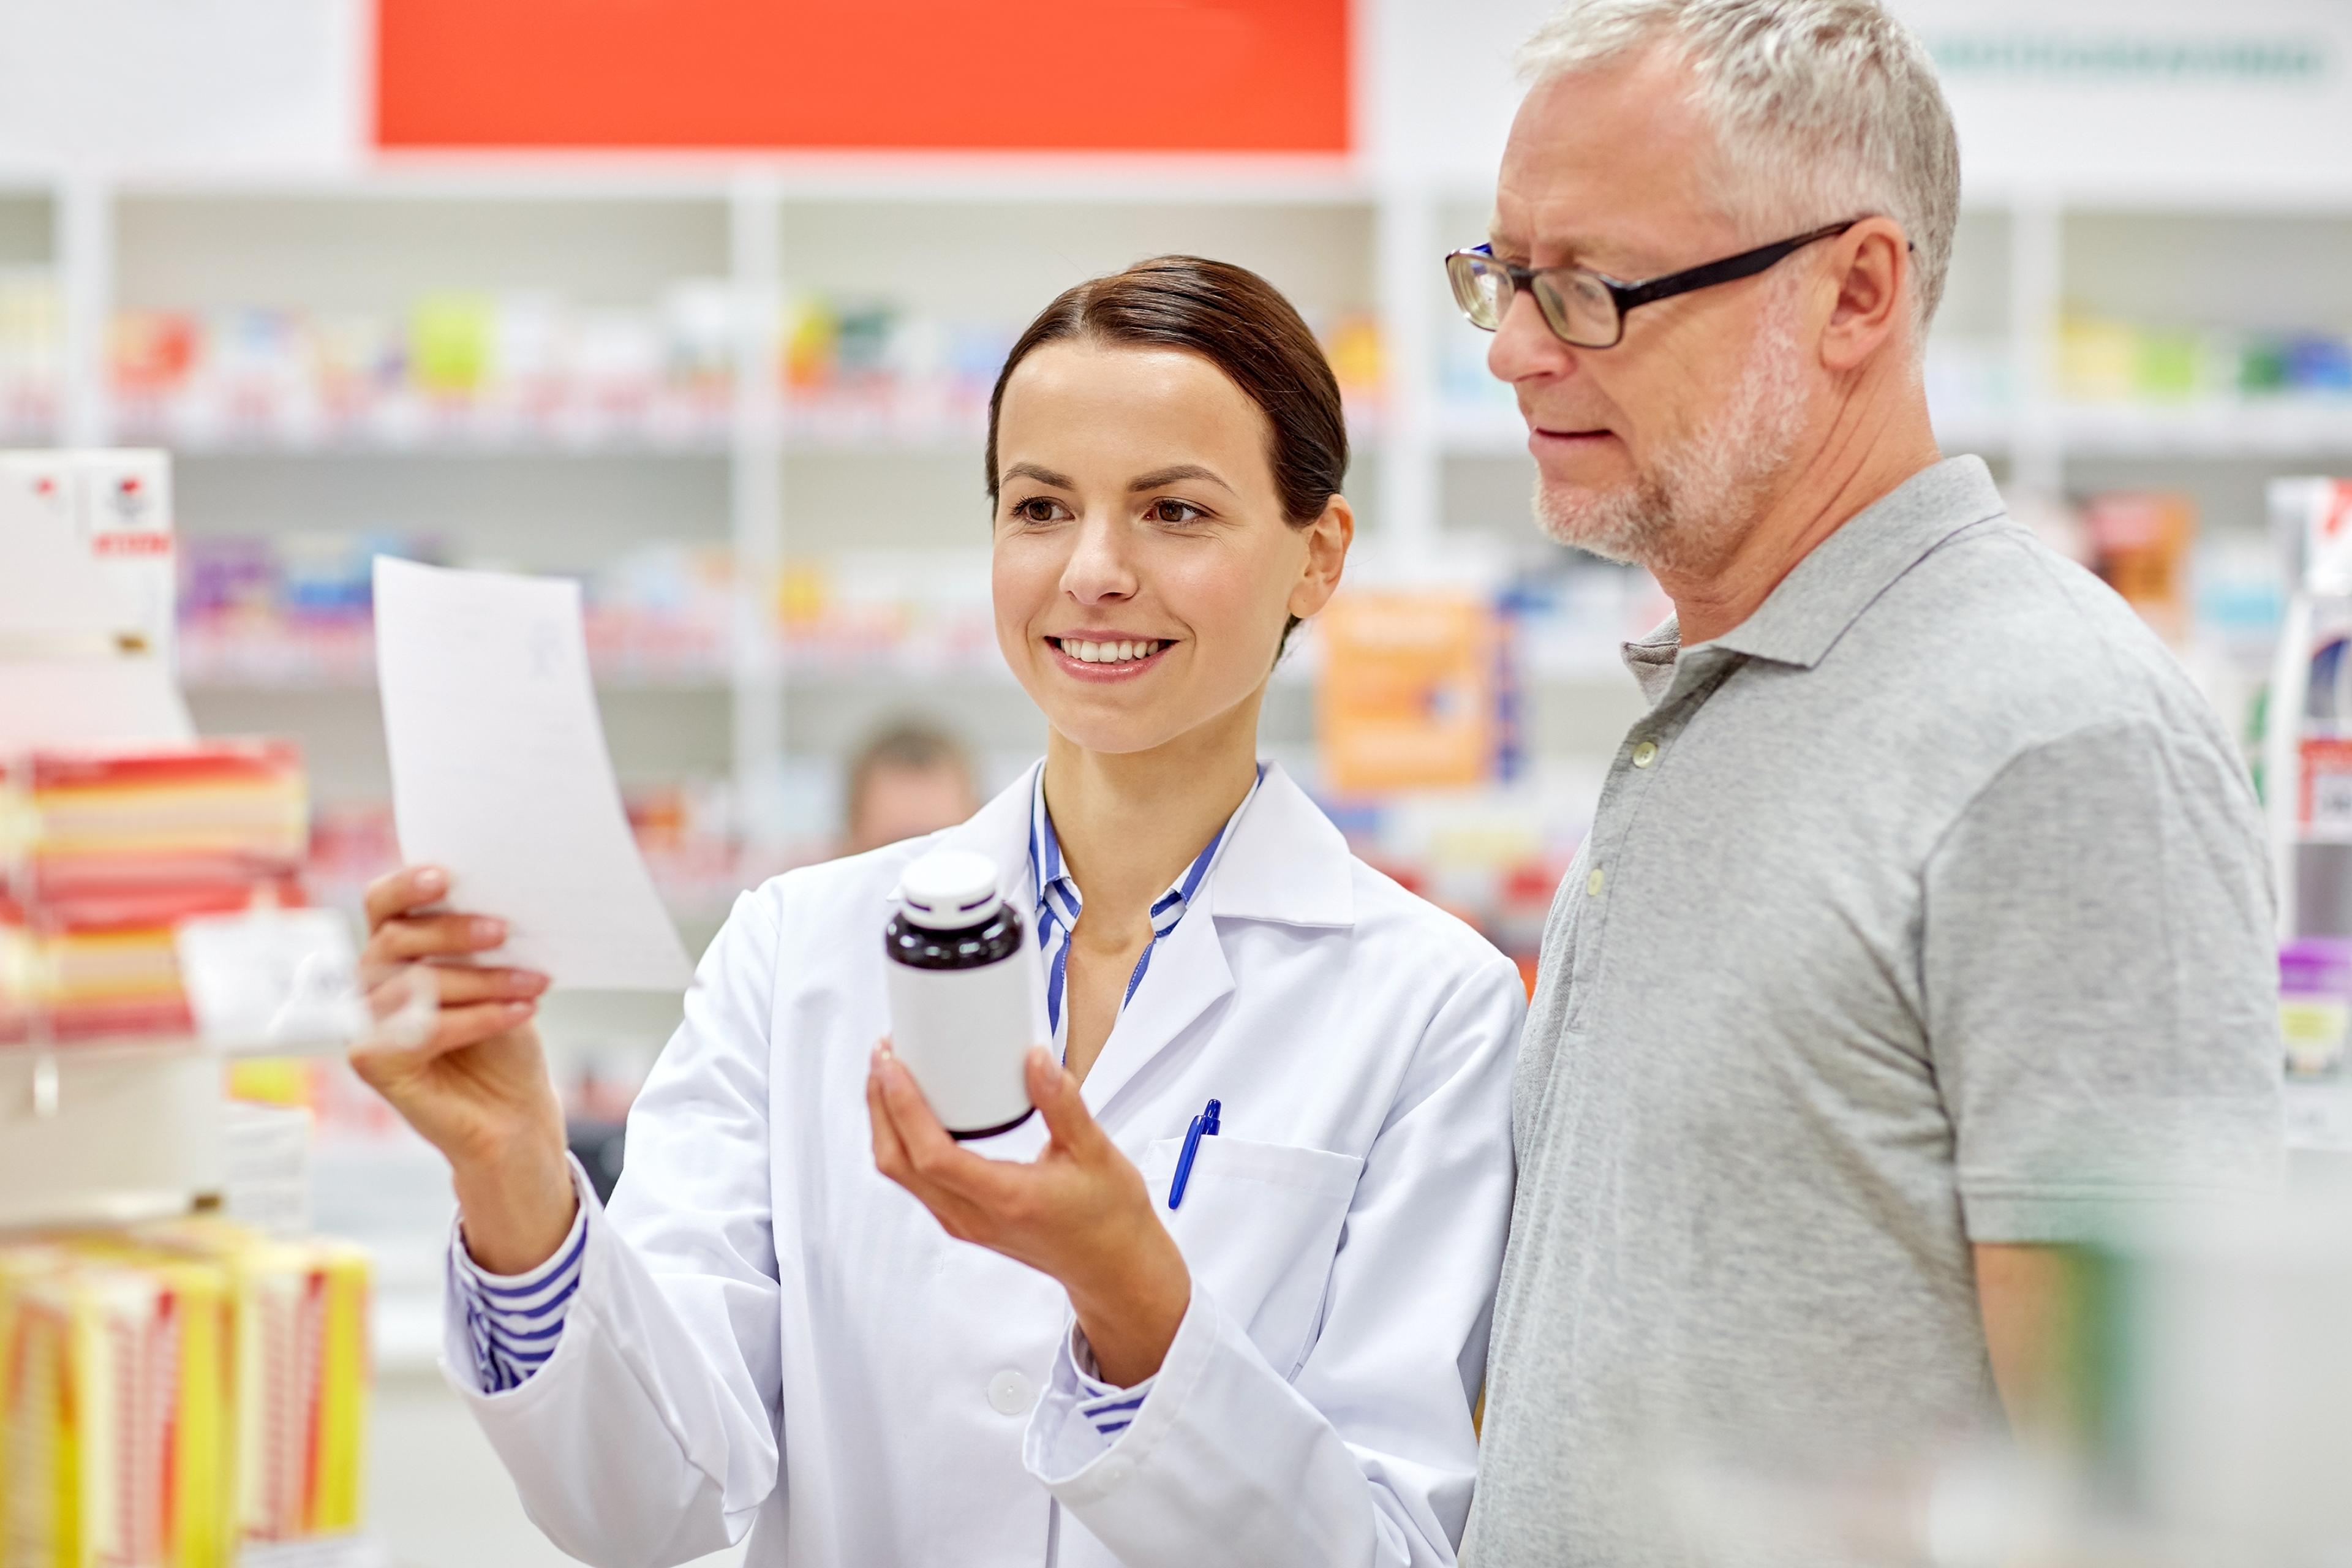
xmin=4 ymin=0 xmax=2349 ymax=208
xmin=1371 ymin=0 xmax=2352 ymax=202
xmin=0 ymin=0 xmax=365 ymax=172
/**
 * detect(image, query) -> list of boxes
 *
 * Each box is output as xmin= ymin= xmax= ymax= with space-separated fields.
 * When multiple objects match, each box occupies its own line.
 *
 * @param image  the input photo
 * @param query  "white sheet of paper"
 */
xmin=373 ymin=557 xmax=693 ymax=991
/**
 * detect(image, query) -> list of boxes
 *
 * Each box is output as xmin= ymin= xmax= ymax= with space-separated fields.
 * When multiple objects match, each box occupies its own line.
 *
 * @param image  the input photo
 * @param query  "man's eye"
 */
xmin=1152 ymin=499 xmax=1205 ymax=525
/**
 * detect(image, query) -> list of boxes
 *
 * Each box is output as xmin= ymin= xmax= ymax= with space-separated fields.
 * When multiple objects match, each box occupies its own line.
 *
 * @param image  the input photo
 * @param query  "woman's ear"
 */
xmin=1286 ymin=494 xmax=1354 ymax=622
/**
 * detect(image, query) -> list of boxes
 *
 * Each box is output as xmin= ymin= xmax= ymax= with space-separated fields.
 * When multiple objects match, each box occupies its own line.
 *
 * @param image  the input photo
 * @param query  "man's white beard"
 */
xmin=1531 ymin=295 xmax=1810 ymax=575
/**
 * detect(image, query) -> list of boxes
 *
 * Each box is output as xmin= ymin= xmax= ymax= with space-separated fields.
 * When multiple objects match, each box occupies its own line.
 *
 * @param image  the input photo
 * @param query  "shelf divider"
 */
xmin=730 ymin=173 xmax=788 ymax=852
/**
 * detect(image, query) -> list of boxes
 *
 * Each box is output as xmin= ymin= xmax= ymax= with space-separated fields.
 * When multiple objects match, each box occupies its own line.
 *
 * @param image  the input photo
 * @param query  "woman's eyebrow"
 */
xmin=1001 ymin=462 xmax=1076 ymax=488
xmin=1128 ymin=464 xmax=1232 ymax=494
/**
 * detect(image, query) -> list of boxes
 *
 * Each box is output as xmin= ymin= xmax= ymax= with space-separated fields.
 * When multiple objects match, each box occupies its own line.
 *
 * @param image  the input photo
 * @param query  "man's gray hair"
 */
xmin=1518 ymin=0 xmax=1961 ymax=330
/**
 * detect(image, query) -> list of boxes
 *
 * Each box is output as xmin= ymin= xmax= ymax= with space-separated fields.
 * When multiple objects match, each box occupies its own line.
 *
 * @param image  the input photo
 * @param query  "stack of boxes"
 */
xmin=0 ymin=1223 xmax=371 ymax=1566
xmin=0 ymin=743 xmax=310 ymax=1044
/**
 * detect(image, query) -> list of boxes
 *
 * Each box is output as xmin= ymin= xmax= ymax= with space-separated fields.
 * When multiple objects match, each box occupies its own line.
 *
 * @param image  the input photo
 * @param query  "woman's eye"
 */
xmin=1011 ymin=497 xmax=1066 ymax=524
xmin=1150 ymin=499 xmax=1207 ymax=525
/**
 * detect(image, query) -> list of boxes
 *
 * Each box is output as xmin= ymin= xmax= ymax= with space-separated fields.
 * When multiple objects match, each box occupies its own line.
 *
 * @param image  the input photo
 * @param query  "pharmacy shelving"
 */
xmin=6 ymin=162 xmax=2346 ymax=919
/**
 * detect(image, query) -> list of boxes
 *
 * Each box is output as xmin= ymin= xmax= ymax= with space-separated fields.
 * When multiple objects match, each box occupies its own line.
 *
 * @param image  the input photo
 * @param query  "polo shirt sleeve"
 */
xmin=1921 ymin=717 xmax=2285 ymax=1244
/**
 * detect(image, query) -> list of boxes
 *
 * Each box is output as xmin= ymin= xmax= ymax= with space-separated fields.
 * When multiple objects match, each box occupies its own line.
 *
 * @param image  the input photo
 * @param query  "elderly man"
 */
xmin=1455 ymin=1 xmax=2282 ymax=1561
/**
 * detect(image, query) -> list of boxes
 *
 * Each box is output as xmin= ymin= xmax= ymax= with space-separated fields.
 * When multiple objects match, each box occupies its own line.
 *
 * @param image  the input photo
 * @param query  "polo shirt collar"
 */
xmin=1618 ymin=456 xmax=2007 ymax=688
xmin=1703 ymin=456 xmax=2007 ymax=669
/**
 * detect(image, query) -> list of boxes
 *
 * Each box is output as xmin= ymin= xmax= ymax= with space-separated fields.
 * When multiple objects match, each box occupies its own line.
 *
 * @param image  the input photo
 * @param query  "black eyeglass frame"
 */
xmin=1446 ymin=219 xmax=1868 ymax=349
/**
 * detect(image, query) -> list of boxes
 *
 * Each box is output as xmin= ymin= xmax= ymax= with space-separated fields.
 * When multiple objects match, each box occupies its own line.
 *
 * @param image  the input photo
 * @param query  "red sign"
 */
xmin=90 ymin=533 xmax=173 ymax=556
xmin=377 ymin=0 xmax=1350 ymax=154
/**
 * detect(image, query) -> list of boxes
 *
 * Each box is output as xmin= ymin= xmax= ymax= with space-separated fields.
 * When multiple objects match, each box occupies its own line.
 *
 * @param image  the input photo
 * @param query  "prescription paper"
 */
xmin=373 ymin=556 xmax=693 ymax=990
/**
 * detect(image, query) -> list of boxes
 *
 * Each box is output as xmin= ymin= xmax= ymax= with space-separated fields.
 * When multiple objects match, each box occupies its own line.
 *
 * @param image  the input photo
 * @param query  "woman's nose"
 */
xmin=1059 ymin=514 xmax=1139 ymax=604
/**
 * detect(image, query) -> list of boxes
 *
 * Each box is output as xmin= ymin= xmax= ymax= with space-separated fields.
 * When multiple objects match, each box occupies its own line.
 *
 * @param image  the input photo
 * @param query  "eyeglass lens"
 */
xmin=1449 ymin=254 xmax=1620 ymax=348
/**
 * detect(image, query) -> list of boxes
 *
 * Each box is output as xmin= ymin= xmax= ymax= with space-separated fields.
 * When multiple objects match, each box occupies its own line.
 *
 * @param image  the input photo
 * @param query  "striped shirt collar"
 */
xmin=1027 ymin=763 xmax=1265 ymax=1045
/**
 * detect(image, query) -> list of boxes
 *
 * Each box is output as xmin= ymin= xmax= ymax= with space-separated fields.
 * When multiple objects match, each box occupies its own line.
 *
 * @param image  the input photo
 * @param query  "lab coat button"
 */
xmin=987 ymin=1370 xmax=1036 ymax=1416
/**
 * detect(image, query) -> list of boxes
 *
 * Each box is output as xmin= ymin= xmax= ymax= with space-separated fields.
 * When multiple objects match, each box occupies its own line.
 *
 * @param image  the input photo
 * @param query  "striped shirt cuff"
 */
xmin=1070 ymin=1329 xmax=1159 ymax=1439
xmin=449 ymin=1182 xmax=590 ymax=1395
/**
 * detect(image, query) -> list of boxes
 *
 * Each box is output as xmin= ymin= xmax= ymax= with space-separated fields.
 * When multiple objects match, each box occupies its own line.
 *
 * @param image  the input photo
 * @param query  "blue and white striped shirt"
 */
xmin=453 ymin=763 xmax=1263 ymax=1420
xmin=1028 ymin=762 xmax=1261 ymax=1052
xmin=451 ymin=1188 xmax=588 ymax=1394
xmin=1030 ymin=762 xmax=1261 ymax=1432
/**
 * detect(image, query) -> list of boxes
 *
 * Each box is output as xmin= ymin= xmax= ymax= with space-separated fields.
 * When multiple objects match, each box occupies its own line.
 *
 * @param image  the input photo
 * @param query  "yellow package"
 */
xmin=0 ymin=1248 xmax=233 ymax=1568
xmin=0 ymin=1242 xmax=75 ymax=1564
xmin=132 ymin=1222 xmax=371 ymax=1542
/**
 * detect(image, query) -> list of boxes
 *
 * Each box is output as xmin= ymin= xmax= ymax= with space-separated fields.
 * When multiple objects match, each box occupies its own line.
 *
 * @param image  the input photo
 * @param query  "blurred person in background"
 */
xmin=842 ymin=718 xmax=981 ymax=854
xmin=1448 ymin=1 xmax=2283 ymax=1562
xmin=352 ymin=257 xmax=1525 ymax=1568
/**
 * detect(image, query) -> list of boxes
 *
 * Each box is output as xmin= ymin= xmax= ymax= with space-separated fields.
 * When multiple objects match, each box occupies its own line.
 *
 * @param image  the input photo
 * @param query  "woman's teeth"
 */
xmin=1056 ymin=638 xmax=1164 ymax=665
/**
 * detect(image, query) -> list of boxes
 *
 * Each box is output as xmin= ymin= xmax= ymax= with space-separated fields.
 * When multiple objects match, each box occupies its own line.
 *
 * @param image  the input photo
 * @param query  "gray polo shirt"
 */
xmin=1464 ymin=456 xmax=2283 ymax=1567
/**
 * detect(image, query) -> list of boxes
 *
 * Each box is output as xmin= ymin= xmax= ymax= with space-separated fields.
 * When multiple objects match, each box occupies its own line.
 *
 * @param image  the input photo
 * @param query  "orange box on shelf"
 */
xmin=1317 ymin=591 xmax=1498 ymax=796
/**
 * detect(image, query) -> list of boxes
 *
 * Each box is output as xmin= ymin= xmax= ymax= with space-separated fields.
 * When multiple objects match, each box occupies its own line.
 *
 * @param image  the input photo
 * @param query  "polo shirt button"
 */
xmin=1631 ymin=741 xmax=1658 ymax=768
xmin=987 ymin=1370 xmax=1036 ymax=1416
xmin=1586 ymin=867 xmax=1605 ymax=897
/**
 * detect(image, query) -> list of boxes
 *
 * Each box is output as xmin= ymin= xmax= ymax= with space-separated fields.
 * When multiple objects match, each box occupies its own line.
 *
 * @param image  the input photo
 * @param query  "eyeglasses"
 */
xmin=1444 ymin=221 xmax=1862 ymax=349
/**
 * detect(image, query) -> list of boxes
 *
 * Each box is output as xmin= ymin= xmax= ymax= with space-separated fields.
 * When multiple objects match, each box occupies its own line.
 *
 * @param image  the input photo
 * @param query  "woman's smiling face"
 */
xmin=991 ymin=339 xmax=1349 ymax=757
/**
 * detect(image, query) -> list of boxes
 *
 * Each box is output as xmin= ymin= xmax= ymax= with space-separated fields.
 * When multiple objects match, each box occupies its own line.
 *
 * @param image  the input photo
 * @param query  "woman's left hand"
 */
xmin=869 ymin=1042 xmax=1191 ymax=1387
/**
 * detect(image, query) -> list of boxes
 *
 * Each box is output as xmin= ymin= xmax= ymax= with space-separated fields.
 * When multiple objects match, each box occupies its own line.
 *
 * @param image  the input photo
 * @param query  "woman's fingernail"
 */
xmin=415 ymin=867 xmax=445 ymax=895
xmin=505 ymin=1001 xmax=533 ymax=1020
xmin=473 ymin=918 xmax=505 ymax=942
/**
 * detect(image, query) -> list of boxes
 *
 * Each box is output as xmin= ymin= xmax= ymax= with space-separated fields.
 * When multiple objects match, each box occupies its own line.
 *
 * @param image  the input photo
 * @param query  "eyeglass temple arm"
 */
xmin=1607 ymin=221 xmax=1860 ymax=311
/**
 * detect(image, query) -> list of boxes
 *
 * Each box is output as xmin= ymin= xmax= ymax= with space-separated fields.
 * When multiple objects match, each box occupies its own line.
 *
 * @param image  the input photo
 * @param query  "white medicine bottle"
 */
xmin=883 ymin=848 xmax=1042 ymax=1138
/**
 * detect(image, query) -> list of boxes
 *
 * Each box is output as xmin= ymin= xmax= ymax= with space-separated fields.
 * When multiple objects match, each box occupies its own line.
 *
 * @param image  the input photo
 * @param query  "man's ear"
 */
xmin=1819 ymin=217 xmax=1912 ymax=373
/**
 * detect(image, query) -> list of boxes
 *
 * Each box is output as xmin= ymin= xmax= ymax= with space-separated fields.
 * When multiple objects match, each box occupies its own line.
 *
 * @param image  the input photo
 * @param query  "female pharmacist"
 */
xmin=353 ymin=256 xmax=1526 ymax=1568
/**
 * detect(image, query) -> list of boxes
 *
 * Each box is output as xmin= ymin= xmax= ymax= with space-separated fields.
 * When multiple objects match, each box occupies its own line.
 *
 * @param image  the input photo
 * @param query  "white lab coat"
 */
xmin=443 ymin=760 xmax=1525 ymax=1568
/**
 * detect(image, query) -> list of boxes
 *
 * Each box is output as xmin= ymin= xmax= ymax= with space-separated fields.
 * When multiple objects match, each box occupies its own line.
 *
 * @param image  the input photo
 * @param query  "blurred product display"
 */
xmin=2062 ymin=314 xmax=2352 ymax=407
xmin=97 ymin=288 xmax=1382 ymax=453
xmin=1 ymin=445 xmax=388 ymax=1564
xmin=110 ymin=284 xmax=737 ymax=449
xmin=0 ymin=1219 xmax=372 ymax=1566
xmin=0 ymin=268 xmax=60 ymax=439
xmin=780 ymin=293 xmax=1380 ymax=442
xmin=179 ymin=535 xmax=735 ymax=687
xmin=5 ymin=2 xmax=2352 ymax=1561
xmin=0 ymin=744 xmax=309 ymax=1042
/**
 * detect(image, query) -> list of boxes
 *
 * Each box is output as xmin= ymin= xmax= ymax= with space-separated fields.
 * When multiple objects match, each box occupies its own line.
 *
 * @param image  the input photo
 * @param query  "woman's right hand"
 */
xmin=350 ymin=864 xmax=579 ymax=1274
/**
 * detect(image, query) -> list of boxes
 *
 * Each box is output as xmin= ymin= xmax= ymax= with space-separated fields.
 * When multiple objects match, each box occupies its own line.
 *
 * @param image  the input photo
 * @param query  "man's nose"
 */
xmin=1060 ymin=513 xmax=1139 ymax=603
xmin=1488 ymin=287 xmax=1575 ymax=388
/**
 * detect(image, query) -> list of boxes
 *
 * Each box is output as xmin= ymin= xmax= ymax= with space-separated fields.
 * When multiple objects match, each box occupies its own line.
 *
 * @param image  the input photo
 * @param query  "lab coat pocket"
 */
xmin=1140 ymin=1136 xmax=1365 ymax=1380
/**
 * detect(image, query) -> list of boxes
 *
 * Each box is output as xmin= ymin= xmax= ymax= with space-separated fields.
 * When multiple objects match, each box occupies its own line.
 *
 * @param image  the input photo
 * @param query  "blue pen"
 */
xmin=1167 ymin=1098 xmax=1221 ymax=1210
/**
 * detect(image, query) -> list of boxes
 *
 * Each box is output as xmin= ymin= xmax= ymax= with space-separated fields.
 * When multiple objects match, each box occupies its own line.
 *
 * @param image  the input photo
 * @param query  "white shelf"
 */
xmin=130 ymin=416 xmax=733 ymax=458
xmin=2288 ymin=1079 xmax=2352 ymax=1153
xmin=139 ymin=399 xmax=2352 ymax=463
xmin=238 ymin=1536 xmax=391 ymax=1568
xmin=181 ymin=664 xmax=733 ymax=693
xmin=1433 ymin=398 xmax=2352 ymax=464
xmin=2060 ymin=402 xmax=2352 ymax=458
xmin=108 ymin=153 xmax=1373 ymax=207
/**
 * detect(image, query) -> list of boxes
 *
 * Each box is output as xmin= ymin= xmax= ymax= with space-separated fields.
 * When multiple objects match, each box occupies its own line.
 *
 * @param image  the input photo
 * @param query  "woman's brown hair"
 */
xmin=984 ymin=255 xmax=1348 ymax=652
